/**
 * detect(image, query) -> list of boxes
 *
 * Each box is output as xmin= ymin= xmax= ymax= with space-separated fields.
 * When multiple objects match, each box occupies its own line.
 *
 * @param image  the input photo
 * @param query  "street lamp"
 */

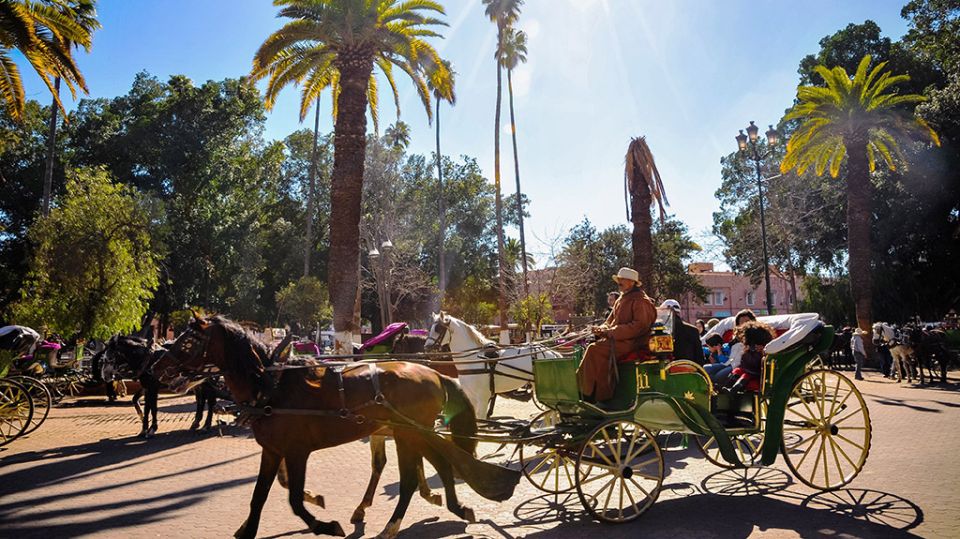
xmin=736 ymin=121 xmax=780 ymax=315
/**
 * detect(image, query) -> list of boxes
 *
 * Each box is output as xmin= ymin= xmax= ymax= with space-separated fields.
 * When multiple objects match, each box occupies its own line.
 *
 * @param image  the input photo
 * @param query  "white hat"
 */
xmin=659 ymin=299 xmax=681 ymax=311
xmin=612 ymin=267 xmax=640 ymax=283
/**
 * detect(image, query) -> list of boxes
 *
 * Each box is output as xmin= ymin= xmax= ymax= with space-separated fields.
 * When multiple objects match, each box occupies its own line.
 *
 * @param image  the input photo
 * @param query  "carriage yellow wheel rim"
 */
xmin=0 ymin=380 xmax=34 ymax=446
xmin=520 ymin=410 xmax=577 ymax=493
xmin=575 ymin=420 xmax=663 ymax=523
xmin=781 ymin=369 xmax=871 ymax=490
xmin=697 ymin=432 xmax=764 ymax=469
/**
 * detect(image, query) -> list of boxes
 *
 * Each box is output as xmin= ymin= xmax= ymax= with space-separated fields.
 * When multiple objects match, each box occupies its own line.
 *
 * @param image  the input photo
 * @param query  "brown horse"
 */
xmin=154 ymin=315 xmax=517 ymax=539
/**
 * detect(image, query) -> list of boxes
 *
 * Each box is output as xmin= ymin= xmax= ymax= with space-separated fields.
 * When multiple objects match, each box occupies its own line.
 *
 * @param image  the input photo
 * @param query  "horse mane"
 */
xmin=207 ymin=315 xmax=275 ymax=393
xmin=453 ymin=316 xmax=495 ymax=346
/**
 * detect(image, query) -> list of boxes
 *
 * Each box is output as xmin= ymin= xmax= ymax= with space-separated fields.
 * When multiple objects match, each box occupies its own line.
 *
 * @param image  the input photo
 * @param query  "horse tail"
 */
xmin=439 ymin=374 xmax=477 ymax=455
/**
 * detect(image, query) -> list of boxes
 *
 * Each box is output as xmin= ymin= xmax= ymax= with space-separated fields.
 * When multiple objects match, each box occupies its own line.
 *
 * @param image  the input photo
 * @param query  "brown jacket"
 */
xmin=603 ymin=287 xmax=658 ymax=353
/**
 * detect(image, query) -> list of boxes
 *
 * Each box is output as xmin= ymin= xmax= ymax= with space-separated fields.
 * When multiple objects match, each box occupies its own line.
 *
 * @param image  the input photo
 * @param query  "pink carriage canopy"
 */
xmin=359 ymin=322 xmax=409 ymax=351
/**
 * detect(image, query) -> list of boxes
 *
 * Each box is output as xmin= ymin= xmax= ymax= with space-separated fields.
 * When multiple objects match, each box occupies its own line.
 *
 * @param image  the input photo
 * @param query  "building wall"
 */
xmin=681 ymin=263 xmax=803 ymax=322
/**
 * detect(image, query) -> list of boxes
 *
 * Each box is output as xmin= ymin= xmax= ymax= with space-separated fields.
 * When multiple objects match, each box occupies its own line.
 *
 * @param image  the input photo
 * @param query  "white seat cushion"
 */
xmin=765 ymin=317 xmax=823 ymax=354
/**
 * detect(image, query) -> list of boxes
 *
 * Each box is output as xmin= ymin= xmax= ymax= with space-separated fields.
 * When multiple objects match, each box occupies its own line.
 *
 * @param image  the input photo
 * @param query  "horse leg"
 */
xmin=235 ymin=448 xmax=282 ymax=539
xmin=376 ymin=435 xmax=420 ymax=539
xmin=147 ymin=382 xmax=159 ymax=437
xmin=191 ymin=388 xmax=203 ymax=431
xmin=203 ymin=384 xmax=216 ymax=431
xmin=417 ymin=459 xmax=442 ymax=507
xmin=418 ymin=435 xmax=475 ymax=523
xmin=351 ymin=434 xmax=388 ymax=523
xmin=277 ymin=459 xmax=325 ymax=508
xmin=132 ymin=388 xmax=148 ymax=437
xmin=283 ymin=452 xmax=344 ymax=537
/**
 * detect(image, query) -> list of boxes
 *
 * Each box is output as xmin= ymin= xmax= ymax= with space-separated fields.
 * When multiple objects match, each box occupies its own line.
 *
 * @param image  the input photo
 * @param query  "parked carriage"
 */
xmin=465 ymin=310 xmax=871 ymax=523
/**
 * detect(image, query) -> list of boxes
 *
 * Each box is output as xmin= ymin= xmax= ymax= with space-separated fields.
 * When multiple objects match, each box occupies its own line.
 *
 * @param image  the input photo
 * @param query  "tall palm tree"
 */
xmin=624 ymin=137 xmax=668 ymax=294
xmin=251 ymin=0 xmax=450 ymax=349
xmin=383 ymin=119 xmax=410 ymax=150
xmin=41 ymin=0 xmax=99 ymax=215
xmin=425 ymin=58 xmax=455 ymax=306
xmin=781 ymin=54 xmax=939 ymax=336
xmin=498 ymin=26 xmax=529 ymax=297
xmin=482 ymin=0 xmax=522 ymax=340
xmin=0 ymin=0 xmax=91 ymax=122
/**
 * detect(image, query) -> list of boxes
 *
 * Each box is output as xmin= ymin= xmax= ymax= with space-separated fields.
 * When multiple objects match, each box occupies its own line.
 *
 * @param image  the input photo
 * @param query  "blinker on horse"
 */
xmin=154 ymin=314 xmax=519 ymax=539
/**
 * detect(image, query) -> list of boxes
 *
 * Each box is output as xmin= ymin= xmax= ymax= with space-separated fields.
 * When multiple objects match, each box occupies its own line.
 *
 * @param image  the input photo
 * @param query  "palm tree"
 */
xmin=425 ymin=58 xmax=455 ymax=306
xmin=781 ymin=54 xmax=939 ymax=336
xmin=624 ymin=137 xmax=668 ymax=294
xmin=0 ymin=0 xmax=91 ymax=122
xmin=498 ymin=26 xmax=529 ymax=297
xmin=482 ymin=0 xmax=523 ymax=340
xmin=41 ymin=0 xmax=99 ymax=215
xmin=383 ymin=120 xmax=410 ymax=150
xmin=251 ymin=0 xmax=450 ymax=348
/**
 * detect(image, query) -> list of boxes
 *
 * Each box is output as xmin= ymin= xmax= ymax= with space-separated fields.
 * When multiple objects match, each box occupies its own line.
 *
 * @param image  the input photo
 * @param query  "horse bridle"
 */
xmin=425 ymin=318 xmax=452 ymax=353
xmin=159 ymin=326 xmax=217 ymax=384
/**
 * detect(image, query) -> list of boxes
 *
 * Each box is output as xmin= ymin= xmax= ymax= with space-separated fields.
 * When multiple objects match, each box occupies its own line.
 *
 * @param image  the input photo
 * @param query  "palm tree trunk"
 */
xmin=846 ymin=139 xmax=874 ymax=358
xmin=329 ymin=60 xmax=373 ymax=345
xmin=436 ymin=98 xmax=447 ymax=308
xmin=494 ymin=25 xmax=508 ymax=342
xmin=507 ymin=68 xmax=529 ymax=298
xmin=303 ymin=95 xmax=321 ymax=277
xmin=630 ymin=167 xmax=655 ymax=294
xmin=42 ymin=77 xmax=61 ymax=216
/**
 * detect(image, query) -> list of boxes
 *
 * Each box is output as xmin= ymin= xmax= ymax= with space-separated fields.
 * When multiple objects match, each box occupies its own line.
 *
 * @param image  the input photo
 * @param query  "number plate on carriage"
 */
xmin=649 ymin=334 xmax=674 ymax=353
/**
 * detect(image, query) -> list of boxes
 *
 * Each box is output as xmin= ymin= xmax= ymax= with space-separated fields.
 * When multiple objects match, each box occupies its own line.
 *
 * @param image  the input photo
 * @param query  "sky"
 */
xmin=18 ymin=0 xmax=913 ymax=266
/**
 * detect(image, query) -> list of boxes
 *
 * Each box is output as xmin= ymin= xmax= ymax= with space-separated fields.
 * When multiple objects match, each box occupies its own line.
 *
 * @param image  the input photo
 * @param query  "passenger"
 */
xmin=706 ymin=318 xmax=720 ymax=331
xmin=660 ymin=299 xmax=703 ymax=364
xmin=725 ymin=320 xmax=776 ymax=393
xmin=705 ymin=310 xmax=756 ymax=385
xmin=703 ymin=334 xmax=731 ymax=381
xmin=577 ymin=267 xmax=657 ymax=402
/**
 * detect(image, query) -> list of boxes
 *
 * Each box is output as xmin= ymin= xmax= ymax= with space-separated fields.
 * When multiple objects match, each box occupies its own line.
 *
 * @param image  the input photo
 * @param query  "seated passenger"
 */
xmin=577 ymin=267 xmax=657 ymax=402
xmin=724 ymin=321 xmax=776 ymax=393
xmin=703 ymin=334 xmax=731 ymax=381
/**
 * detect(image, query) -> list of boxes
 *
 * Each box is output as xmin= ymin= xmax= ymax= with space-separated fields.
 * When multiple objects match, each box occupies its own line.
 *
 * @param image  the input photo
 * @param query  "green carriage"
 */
xmin=519 ymin=313 xmax=872 ymax=523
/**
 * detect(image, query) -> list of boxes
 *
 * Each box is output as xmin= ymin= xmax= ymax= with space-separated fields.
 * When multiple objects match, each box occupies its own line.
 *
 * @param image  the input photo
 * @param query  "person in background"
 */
xmin=603 ymin=291 xmax=620 ymax=320
xmin=706 ymin=318 xmax=720 ymax=332
xmin=851 ymin=327 xmax=866 ymax=381
xmin=703 ymin=334 xmax=731 ymax=381
xmin=660 ymin=299 xmax=703 ymax=364
xmin=696 ymin=319 xmax=706 ymax=336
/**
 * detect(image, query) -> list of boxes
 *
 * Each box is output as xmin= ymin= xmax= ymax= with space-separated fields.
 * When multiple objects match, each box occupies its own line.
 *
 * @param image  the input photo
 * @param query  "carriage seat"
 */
xmin=359 ymin=322 xmax=409 ymax=352
xmin=765 ymin=318 xmax=823 ymax=354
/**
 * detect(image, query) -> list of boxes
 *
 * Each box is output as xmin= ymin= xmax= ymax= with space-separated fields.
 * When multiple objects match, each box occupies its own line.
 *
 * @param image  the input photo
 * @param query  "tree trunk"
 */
xmin=846 ymin=137 xmax=874 ymax=358
xmin=508 ymin=69 xmax=529 ymax=299
xmin=436 ymin=98 xmax=447 ymax=309
xmin=494 ymin=25 xmax=508 ymax=342
xmin=630 ymin=168 xmax=655 ymax=295
xmin=329 ymin=59 xmax=373 ymax=344
xmin=42 ymin=78 xmax=61 ymax=216
xmin=303 ymin=95 xmax=322 ymax=277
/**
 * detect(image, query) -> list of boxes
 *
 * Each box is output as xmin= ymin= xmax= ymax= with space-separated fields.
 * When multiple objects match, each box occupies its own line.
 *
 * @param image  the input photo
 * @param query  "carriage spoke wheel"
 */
xmin=8 ymin=376 xmax=51 ymax=435
xmin=696 ymin=431 xmax=764 ymax=469
xmin=575 ymin=420 xmax=663 ymax=523
xmin=520 ymin=410 xmax=576 ymax=493
xmin=0 ymin=379 xmax=34 ymax=446
xmin=781 ymin=369 xmax=871 ymax=491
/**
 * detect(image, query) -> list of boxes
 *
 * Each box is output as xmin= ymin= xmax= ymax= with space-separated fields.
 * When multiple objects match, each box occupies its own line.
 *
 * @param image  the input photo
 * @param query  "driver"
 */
xmin=577 ymin=267 xmax=657 ymax=402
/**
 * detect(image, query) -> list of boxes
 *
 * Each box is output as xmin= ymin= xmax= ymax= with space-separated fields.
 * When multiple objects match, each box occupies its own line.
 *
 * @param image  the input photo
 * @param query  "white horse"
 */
xmin=873 ymin=322 xmax=917 ymax=383
xmin=425 ymin=312 xmax=562 ymax=419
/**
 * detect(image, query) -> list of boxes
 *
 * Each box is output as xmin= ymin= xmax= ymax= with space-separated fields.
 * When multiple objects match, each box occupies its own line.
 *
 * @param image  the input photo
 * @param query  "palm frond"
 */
xmin=624 ymin=136 xmax=668 ymax=222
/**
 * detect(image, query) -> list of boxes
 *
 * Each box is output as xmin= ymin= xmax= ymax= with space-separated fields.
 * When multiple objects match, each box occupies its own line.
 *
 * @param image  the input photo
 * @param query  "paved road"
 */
xmin=1 ymin=370 xmax=958 ymax=538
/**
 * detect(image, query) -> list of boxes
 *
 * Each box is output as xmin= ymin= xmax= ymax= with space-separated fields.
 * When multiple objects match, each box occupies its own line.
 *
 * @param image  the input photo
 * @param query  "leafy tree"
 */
xmin=797 ymin=274 xmax=855 ymax=328
xmin=252 ymin=0 xmax=452 ymax=347
xmin=651 ymin=218 xmax=709 ymax=303
xmin=0 ymin=0 xmax=93 ymax=121
xmin=780 ymin=54 xmax=940 ymax=334
xmin=902 ymin=0 xmax=960 ymax=75
xmin=276 ymin=276 xmax=333 ymax=329
xmin=483 ymin=0 xmax=523 ymax=334
xmin=510 ymin=293 xmax=552 ymax=335
xmin=11 ymin=168 xmax=159 ymax=340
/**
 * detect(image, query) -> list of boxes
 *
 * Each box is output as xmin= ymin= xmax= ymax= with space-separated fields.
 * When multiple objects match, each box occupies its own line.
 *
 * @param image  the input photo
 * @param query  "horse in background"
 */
xmin=153 ymin=315 xmax=518 ymax=539
xmin=96 ymin=335 xmax=227 ymax=436
xmin=873 ymin=322 xmax=920 ymax=384
xmin=425 ymin=312 xmax=563 ymax=419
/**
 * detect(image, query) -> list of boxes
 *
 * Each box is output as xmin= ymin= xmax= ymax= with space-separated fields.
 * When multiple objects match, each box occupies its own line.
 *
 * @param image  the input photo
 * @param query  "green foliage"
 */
xmin=11 ymin=168 xmax=159 ymax=339
xmin=510 ymin=293 xmax=552 ymax=334
xmin=276 ymin=276 xmax=333 ymax=328
xmin=651 ymin=218 xmax=709 ymax=302
xmin=797 ymin=275 xmax=855 ymax=327
xmin=445 ymin=276 xmax=497 ymax=325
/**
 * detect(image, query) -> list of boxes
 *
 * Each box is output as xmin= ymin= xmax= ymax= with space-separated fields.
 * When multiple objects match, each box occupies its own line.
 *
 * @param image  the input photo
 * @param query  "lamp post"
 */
xmin=736 ymin=121 xmax=780 ymax=315
xmin=368 ymin=240 xmax=394 ymax=328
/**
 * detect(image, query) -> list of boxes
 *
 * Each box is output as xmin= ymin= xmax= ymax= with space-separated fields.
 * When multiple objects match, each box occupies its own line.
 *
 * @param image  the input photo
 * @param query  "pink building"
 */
xmin=681 ymin=262 xmax=802 ymax=322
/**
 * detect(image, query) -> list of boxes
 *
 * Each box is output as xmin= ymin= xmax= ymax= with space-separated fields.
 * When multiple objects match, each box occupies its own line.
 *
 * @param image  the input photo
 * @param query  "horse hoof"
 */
xmin=138 ymin=429 xmax=148 ymax=438
xmin=320 ymin=521 xmax=345 ymax=537
xmin=425 ymin=493 xmax=442 ymax=506
xmin=462 ymin=507 xmax=476 ymax=523
xmin=350 ymin=508 xmax=365 ymax=524
xmin=376 ymin=521 xmax=401 ymax=539
xmin=189 ymin=421 xmax=201 ymax=431
xmin=305 ymin=491 xmax=325 ymax=508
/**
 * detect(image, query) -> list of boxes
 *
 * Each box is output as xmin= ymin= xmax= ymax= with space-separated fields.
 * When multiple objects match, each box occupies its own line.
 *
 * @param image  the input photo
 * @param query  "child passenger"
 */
xmin=724 ymin=320 xmax=776 ymax=393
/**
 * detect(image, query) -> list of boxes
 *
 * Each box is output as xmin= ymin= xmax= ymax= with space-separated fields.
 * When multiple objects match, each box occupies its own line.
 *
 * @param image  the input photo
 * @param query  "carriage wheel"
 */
xmin=696 ymin=432 xmax=764 ymax=469
xmin=8 ymin=376 xmax=52 ymax=435
xmin=519 ymin=410 xmax=576 ymax=493
xmin=781 ymin=369 xmax=871 ymax=490
xmin=575 ymin=420 xmax=663 ymax=523
xmin=0 ymin=379 xmax=34 ymax=446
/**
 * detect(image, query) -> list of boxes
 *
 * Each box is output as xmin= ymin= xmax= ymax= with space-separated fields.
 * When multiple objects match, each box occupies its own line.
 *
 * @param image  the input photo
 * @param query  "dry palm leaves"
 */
xmin=624 ymin=136 xmax=669 ymax=222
